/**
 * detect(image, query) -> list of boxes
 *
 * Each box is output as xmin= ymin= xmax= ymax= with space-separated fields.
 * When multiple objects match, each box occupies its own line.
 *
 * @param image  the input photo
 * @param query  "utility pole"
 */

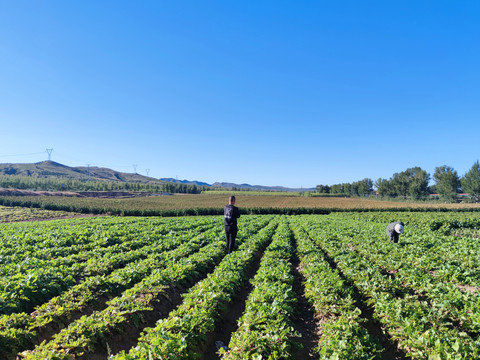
xmin=133 ymin=164 xmax=138 ymax=174
xmin=46 ymin=148 xmax=53 ymax=161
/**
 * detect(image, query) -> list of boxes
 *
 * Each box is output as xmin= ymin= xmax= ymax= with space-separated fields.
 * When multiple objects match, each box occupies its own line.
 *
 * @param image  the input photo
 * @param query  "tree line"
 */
xmin=316 ymin=178 xmax=374 ymax=197
xmin=316 ymin=161 xmax=480 ymax=202
xmin=0 ymin=175 xmax=210 ymax=194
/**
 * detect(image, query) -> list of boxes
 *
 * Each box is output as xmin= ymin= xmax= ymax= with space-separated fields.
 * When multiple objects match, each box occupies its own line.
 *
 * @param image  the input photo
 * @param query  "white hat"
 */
xmin=395 ymin=223 xmax=404 ymax=234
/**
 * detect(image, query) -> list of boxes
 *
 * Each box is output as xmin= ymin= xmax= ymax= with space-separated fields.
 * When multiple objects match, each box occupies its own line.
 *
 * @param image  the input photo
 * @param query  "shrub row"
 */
xmin=3 ymin=196 xmax=480 ymax=217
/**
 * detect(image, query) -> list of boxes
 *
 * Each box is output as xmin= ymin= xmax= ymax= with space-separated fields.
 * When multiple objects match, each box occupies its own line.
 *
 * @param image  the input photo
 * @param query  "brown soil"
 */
xmin=457 ymin=284 xmax=478 ymax=295
xmin=290 ymin=260 xmax=318 ymax=359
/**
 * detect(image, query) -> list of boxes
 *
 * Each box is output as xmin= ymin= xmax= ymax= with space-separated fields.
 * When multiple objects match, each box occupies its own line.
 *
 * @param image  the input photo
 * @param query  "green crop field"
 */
xmin=1 ymin=212 xmax=480 ymax=359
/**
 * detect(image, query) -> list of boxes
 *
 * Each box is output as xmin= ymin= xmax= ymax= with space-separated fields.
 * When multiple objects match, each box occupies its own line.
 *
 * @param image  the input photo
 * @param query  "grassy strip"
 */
xmin=289 ymin=219 xmax=381 ymax=359
xmin=111 ymin=220 xmax=278 ymax=359
xmin=221 ymin=220 xmax=299 ymax=359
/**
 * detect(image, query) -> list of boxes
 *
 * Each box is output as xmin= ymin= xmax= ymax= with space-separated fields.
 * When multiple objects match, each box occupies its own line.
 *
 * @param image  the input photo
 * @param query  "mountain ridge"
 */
xmin=0 ymin=161 xmax=314 ymax=192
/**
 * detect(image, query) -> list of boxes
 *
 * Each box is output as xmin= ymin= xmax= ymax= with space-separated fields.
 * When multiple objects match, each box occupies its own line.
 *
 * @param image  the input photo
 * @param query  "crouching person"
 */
xmin=386 ymin=221 xmax=404 ymax=243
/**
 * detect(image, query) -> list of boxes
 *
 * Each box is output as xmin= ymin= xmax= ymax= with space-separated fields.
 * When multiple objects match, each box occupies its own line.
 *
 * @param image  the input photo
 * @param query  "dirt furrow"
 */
xmin=290 ymin=257 xmax=318 ymax=359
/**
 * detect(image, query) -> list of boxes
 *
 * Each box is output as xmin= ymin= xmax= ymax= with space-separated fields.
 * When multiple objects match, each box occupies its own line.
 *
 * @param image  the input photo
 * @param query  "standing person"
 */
xmin=386 ymin=221 xmax=404 ymax=243
xmin=224 ymin=195 xmax=241 ymax=254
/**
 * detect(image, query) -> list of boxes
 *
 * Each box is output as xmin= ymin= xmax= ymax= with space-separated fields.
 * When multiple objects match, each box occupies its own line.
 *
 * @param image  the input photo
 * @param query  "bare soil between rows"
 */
xmin=290 ymin=258 xmax=318 ymax=359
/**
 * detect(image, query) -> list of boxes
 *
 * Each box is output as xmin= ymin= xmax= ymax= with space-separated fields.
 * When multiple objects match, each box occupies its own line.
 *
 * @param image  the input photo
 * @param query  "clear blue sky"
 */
xmin=1 ymin=1 xmax=479 ymax=188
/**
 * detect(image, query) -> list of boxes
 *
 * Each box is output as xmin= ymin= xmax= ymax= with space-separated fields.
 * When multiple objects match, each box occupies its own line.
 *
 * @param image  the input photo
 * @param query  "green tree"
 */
xmin=390 ymin=171 xmax=409 ymax=198
xmin=316 ymin=184 xmax=330 ymax=194
xmin=407 ymin=167 xmax=430 ymax=199
xmin=330 ymin=184 xmax=343 ymax=195
xmin=375 ymin=178 xmax=393 ymax=197
xmin=388 ymin=167 xmax=430 ymax=199
xmin=356 ymin=178 xmax=373 ymax=196
xmin=461 ymin=161 xmax=480 ymax=202
xmin=350 ymin=182 xmax=359 ymax=196
xmin=433 ymin=165 xmax=460 ymax=202
xmin=343 ymin=183 xmax=352 ymax=196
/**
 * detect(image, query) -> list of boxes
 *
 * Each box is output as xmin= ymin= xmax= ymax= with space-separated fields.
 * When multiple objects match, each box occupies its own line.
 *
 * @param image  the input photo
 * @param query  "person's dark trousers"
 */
xmin=390 ymin=233 xmax=399 ymax=243
xmin=225 ymin=226 xmax=237 ymax=254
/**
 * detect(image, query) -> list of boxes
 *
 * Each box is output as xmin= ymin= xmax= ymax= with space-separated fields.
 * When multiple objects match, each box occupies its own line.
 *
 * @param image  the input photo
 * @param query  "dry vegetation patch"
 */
xmin=0 ymin=205 xmax=80 ymax=223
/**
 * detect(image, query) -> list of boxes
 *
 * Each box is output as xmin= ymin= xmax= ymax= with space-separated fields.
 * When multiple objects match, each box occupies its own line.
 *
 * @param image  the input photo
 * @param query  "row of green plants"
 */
xmin=0 ymin=218 xmax=219 ymax=315
xmin=221 ymin=221 xmax=298 ymax=359
xmin=18 ymin=216 xmax=273 ymax=359
xmin=0 ymin=221 xmax=221 ymax=358
xmin=338 ymin=211 xmax=480 ymax=286
xmin=2 ymin=211 xmax=480 ymax=359
xmin=303 ymin=215 xmax=480 ymax=359
xmin=19 ymin=231 xmax=227 ymax=359
xmin=338 ymin=219 xmax=480 ymax=337
xmin=111 ymin=220 xmax=279 ymax=359
xmin=0 ymin=217 xmax=216 ymax=276
xmin=0 ymin=216 xmax=205 ymax=263
xmin=289 ymin=219 xmax=382 ymax=359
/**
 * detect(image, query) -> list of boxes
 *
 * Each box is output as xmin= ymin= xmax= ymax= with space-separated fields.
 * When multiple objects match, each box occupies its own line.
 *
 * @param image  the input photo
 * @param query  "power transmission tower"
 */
xmin=86 ymin=164 xmax=91 ymax=180
xmin=46 ymin=149 xmax=53 ymax=161
xmin=146 ymin=169 xmax=150 ymax=176
xmin=133 ymin=164 xmax=138 ymax=174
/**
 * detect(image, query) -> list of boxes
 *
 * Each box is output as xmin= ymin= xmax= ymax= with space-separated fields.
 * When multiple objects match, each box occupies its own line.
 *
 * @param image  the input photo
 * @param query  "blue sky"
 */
xmin=0 ymin=1 xmax=479 ymax=188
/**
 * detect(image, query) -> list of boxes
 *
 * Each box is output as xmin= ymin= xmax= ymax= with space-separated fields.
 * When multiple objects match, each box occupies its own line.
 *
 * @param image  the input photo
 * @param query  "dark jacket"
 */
xmin=386 ymin=221 xmax=404 ymax=243
xmin=386 ymin=221 xmax=404 ymax=236
xmin=224 ymin=204 xmax=240 ymax=230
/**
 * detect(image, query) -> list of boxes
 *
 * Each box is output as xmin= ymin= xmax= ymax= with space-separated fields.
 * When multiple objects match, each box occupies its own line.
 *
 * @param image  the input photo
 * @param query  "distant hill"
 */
xmin=0 ymin=161 xmax=161 ymax=183
xmin=212 ymin=182 xmax=315 ymax=192
xmin=0 ymin=161 xmax=313 ymax=192
xmin=159 ymin=178 xmax=211 ymax=187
